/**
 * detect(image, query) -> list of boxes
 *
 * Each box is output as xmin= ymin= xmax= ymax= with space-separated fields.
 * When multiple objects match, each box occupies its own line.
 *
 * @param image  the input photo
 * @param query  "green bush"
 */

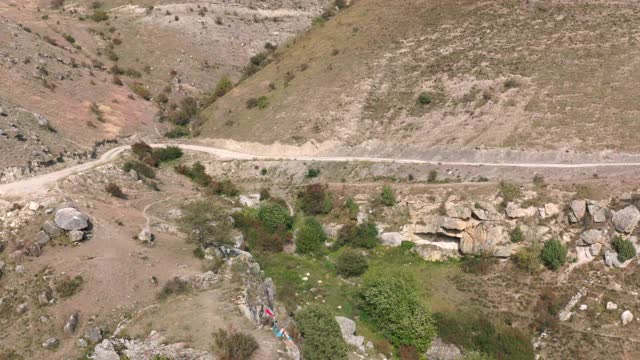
xmin=208 ymin=179 xmax=240 ymax=197
xmin=213 ymin=328 xmax=259 ymax=360
xmin=338 ymin=222 xmax=379 ymax=249
xmin=512 ymin=245 xmax=542 ymax=273
xmin=123 ymin=161 xmax=155 ymax=178
xmin=175 ymin=162 xmax=212 ymax=186
xmin=297 ymin=184 xmax=333 ymax=215
xmin=215 ymin=76 xmax=234 ymax=97
xmin=498 ymin=181 xmax=521 ymax=207
xmin=296 ymin=305 xmax=348 ymax=360
xmin=55 ymin=275 xmax=84 ymax=298
xmin=540 ymin=239 xmax=567 ymax=271
xmin=427 ymin=170 xmax=438 ymax=183
xmin=417 ymin=92 xmax=432 ymax=105
xmin=90 ymin=9 xmax=109 ymax=22
xmin=153 ymin=146 xmax=183 ymax=163
xmin=359 ymin=271 xmax=436 ymax=351
xmin=258 ymin=202 xmax=292 ymax=232
xmin=380 ymin=185 xmax=396 ymax=206
xmin=296 ymin=217 xmax=327 ymax=255
xmin=464 ymin=352 xmax=495 ymax=360
xmin=306 ymin=168 xmax=320 ymax=178
xmin=344 ymin=197 xmax=359 ymax=220
xmin=158 ymin=277 xmax=190 ymax=300
xmin=435 ymin=312 xmax=534 ymax=360
xmin=612 ymin=236 xmax=637 ymax=262
xmin=178 ymin=200 xmax=233 ymax=246
xmin=510 ymin=225 xmax=524 ymax=243
xmin=336 ymin=249 xmax=368 ymax=277
xmin=165 ymin=126 xmax=190 ymax=138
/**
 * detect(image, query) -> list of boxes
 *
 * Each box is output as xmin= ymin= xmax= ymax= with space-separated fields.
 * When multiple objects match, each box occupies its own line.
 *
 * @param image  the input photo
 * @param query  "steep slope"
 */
xmin=200 ymin=0 xmax=640 ymax=153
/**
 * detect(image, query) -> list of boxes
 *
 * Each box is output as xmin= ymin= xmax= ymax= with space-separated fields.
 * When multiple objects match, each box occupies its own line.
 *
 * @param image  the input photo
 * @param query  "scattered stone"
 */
xmin=604 ymin=250 xmax=622 ymax=268
xmin=40 ymin=315 xmax=49 ymax=323
xmin=55 ymin=207 xmax=89 ymax=231
xmin=16 ymin=303 xmax=28 ymax=314
xmin=38 ymin=291 xmax=50 ymax=305
xmin=77 ymin=338 xmax=89 ymax=348
xmin=471 ymin=202 xmax=500 ymax=221
xmin=606 ymin=302 xmax=618 ymax=310
xmin=335 ymin=316 xmax=365 ymax=352
xmin=612 ymin=205 xmax=640 ymax=233
xmin=569 ymin=200 xmax=587 ymax=223
xmin=590 ymin=243 xmax=603 ymax=256
xmin=579 ymin=304 xmax=588 ymax=311
xmin=28 ymin=201 xmax=40 ymax=211
xmin=239 ymin=194 xmax=260 ymax=208
xmin=425 ymin=337 xmax=463 ymax=360
xmin=42 ymin=337 xmax=59 ymax=349
xmin=505 ymin=202 xmax=536 ymax=218
xmin=69 ymin=230 xmax=85 ymax=242
xmin=622 ymin=310 xmax=634 ymax=325
xmin=128 ymin=169 xmax=138 ymax=180
xmin=541 ymin=203 xmax=560 ymax=218
xmin=379 ymin=232 xmax=405 ymax=247
xmin=441 ymin=217 xmax=468 ymax=231
xmin=64 ymin=312 xmax=80 ymax=335
xmin=36 ymin=230 xmax=51 ymax=246
xmin=138 ymin=227 xmax=154 ymax=243
xmin=35 ymin=114 xmax=49 ymax=128
xmin=445 ymin=203 xmax=471 ymax=220
xmin=42 ymin=220 xmax=62 ymax=237
xmin=15 ymin=265 xmax=24 ymax=273
xmin=579 ymin=229 xmax=604 ymax=246
xmin=84 ymin=326 xmax=103 ymax=343
xmin=0 ymin=106 xmax=6 ymax=116
xmin=588 ymin=203 xmax=607 ymax=223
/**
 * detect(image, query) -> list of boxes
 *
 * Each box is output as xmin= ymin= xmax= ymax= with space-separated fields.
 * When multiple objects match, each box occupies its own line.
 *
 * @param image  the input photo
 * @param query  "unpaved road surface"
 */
xmin=2 ymin=143 xmax=640 ymax=197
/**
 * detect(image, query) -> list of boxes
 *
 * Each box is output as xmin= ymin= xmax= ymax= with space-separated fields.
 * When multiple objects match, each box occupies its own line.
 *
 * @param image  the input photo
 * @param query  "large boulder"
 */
xmin=459 ymin=224 xmax=507 ymax=255
xmin=55 ymin=208 xmax=89 ymax=231
xmin=42 ymin=220 xmax=62 ymax=237
xmin=441 ymin=218 xmax=469 ymax=231
xmin=578 ymin=229 xmax=604 ymax=246
xmin=622 ymin=310 xmax=634 ymax=325
xmin=604 ymin=250 xmax=622 ymax=268
xmin=413 ymin=244 xmax=460 ymax=261
xmin=335 ymin=316 xmax=365 ymax=352
xmin=540 ymin=203 xmax=560 ymax=219
xmin=569 ymin=200 xmax=587 ymax=223
xmin=505 ymin=203 xmax=536 ymax=219
xmin=445 ymin=203 xmax=471 ymax=220
xmin=471 ymin=202 xmax=501 ymax=221
xmin=35 ymin=231 xmax=50 ymax=246
xmin=588 ymin=203 xmax=607 ymax=223
xmin=379 ymin=232 xmax=405 ymax=247
xmin=425 ymin=337 xmax=463 ymax=360
xmin=84 ymin=326 xmax=103 ymax=343
xmin=612 ymin=205 xmax=640 ymax=233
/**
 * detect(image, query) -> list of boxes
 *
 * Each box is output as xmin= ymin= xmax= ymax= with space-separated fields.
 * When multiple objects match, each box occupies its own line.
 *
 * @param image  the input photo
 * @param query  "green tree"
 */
xmin=337 ymin=222 xmax=379 ymax=249
xmin=296 ymin=217 xmax=327 ymax=255
xmin=380 ymin=185 xmax=396 ymax=206
xmin=257 ymin=202 xmax=292 ymax=232
xmin=359 ymin=271 xmax=436 ymax=351
xmin=336 ymin=249 xmax=368 ymax=277
xmin=178 ymin=200 xmax=233 ymax=246
xmin=540 ymin=239 xmax=567 ymax=271
xmin=296 ymin=305 xmax=348 ymax=360
xmin=613 ymin=236 xmax=637 ymax=262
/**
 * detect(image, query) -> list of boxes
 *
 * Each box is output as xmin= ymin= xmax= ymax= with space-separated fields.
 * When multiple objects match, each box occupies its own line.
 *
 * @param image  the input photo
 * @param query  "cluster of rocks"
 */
xmin=92 ymin=331 xmax=213 ymax=360
xmin=42 ymin=311 xmax=103 ymax=351
xmin=44 ymin=201 xmax=92 ymax=244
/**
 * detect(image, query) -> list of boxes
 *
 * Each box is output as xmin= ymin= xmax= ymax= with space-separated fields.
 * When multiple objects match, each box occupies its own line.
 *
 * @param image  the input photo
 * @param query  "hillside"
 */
xmin=200 ymin=0 xmax=640 ymax=153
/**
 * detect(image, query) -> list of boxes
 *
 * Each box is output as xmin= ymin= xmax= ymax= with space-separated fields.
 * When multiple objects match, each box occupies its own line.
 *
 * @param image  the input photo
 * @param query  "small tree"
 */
xmin=512 ymin=245 xmax=542 ymax=273
xmin=257 ymin=202 xmax=292 ymax=232
xmin=179 ymin=200 xmax=233 ymax=246
xmin=296 ymin=217 xmax=327 ymax=255
xmin=344 ymin=197 xmax=359 ymax=220
xmin=380 ymin=185 xmax=396 ymax=206
xmin=337 ymin=222 xmax=379 ymax=249
xmin=612 ymin=236 xmax=637 ymax=262
xmin=510 ymin=225 xmax=524 ymax=243
xmin=296 ymin=305 xmax=348 ymax=360
xmin=541 ymin=239 xmax=567 ymax=271
xmin=336 ymin=249 xmax=368 ymax=277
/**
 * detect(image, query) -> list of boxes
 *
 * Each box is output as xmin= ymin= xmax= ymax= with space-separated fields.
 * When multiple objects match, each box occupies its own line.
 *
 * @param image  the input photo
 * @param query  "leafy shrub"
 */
xmin=417 ymin=92 xmax=432 ymax=105
xmin=178 ymin=200 xmax=233 ymax=246
xmin=297 ymin=184 xmax=333 ymax=215
xmin=427 ymin=170 xmax=438 ymax=183
xmin=215 ymin=76 xmax=234 ymax=97
xmin=213 ymin=328 xmax=259 ymax=360
xmin=296 ymin=217 xmax=327 ymax=255
xmin=435 ymin=312 xmax=534 ymax=360
xmin=337 ymin=222 xmax=379 ymax=249
xmin=359 ymin=271 xmax=436 ymax=351
xmin=464 ymin=352 xmax=495 ymax=360
xmin=612 ymin=236 xmax=636 ymax=262
xmin=532 ymin=288 xmax=561 ymax=332
xmin=90 ymin=10 xmax=109 ymax=22
xmin=498 ymin=181 xmax=521 ymax=207
xmin=158 ymin=277 xmax=190 ymax=300
xmin=165 ymin=126 xmax=190 ymax=138
xmin=510 ymin=225 xmax=524 ymax=243
xmin=105 ymin=182 xmax=126 ymax=199
xmin=258 ymin=202 xmax=292 ymax=232
xmin=123 ymin=161 xmax=155 ymax=178
xmin=380 ymin=185 xmax=396 ymax=206
xmin=208 ymin=179 xmax=240 ymax=197
xmin=512 ymin=245 xmax=541 ymax=273
xmin=336 ymin=249 xmax=368 ymax=277
xmin=259 ymin=188 xmax=271 ymax=201
xmin=153 ymin=146 xmax=183 ymax=163
xmin=540 ymin=239 xmax=567 ymax=271
xmin=306 ymin=168 xmax=320 ymax=178
xmin=344 ymin=197 xmax=359 ymax=220
xmin=130 ymin=82 xmax=151 ymax=100
xmin=176 ymin=162 xmax=212 ymax=186
xmin=55 ymin=275 xmax=84 ymax=298
xmin=296 ymin=305 xmax=348 ymax=360
xmin=131 ymin=141 xmax=153 ymax=158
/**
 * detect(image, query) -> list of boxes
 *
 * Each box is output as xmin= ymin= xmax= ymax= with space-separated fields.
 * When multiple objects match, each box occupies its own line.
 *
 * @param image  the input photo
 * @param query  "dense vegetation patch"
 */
xmin=540 ymin=239 xmax=567 ymax=271
xmin=179 ymin=200 xmax=233 ymax=247
xmin=336 ymin=249 xmax=368 ymax=277
xmin=296 ymin=217 xmax=328 ymax=255
xmin=337 ymin=222 xmax=379 ymax=249
xmin=612 ymin=236 xmax=636 ymax=262
xmin=213 ymin=328 xmax=259 ymax=360
xmin=296 ymin=305 xmax=348 ymax=360
xmin=297 ymin=184 xmax=333 ymax=215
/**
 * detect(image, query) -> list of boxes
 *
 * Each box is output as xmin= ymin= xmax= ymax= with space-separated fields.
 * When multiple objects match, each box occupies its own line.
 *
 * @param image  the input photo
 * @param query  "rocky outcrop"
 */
xmin=413 ymin=244 xmax=460 ymax=261
xmin=588 ymin=203 xmax=607 ymax=223
xmin=380 ymin=232 xmax=405 ymax=247
xmin=335 ymin=316 xmax=365 ymax=352
xmin=84 ymin=326 xmax=103 ymax=343
xmin=445 ymin=203 xmax=471 ymax=220
xmin=569 ymin=200 xmax=587 ymax=223
xmin=92 ymin=331 xmax=214 ymax=360
xmin=612 ymin=205 xmax=640 ymax=233
xmin=578 ymin=229 xmax=604 ymax=246
xmin=425 ymin=337 xmax=463 ymax=360
xmin=471 ymin=202 xmax=501 ymax=221
xmin=505 ymin=202 xmax=536 ymax=219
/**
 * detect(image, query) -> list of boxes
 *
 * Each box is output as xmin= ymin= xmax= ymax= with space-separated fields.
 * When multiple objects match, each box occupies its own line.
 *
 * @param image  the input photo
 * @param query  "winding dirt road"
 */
xmin=2 ymin=143 xmax=640 ymax=197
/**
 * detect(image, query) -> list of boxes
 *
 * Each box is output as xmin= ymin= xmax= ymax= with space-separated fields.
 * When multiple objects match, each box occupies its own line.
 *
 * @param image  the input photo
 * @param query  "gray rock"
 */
xmin=445 ymin=203 xmax=471 ymax=220
xmin=612 ymin=205 xmax=640 ymax=233
xmin=426 ymin=337 xmax=463 ymax=360
xmin=138 ymin=227 xmax=154 ymax=243
xmin=84 ymin=326 xmax=103 ymax=343
xmin=588 ymin=203 xmax=607 ymax=223
xmin=77 ymin=338 xmax=89 ymax=348
xmin=42 ymin=220 xmax=62 ymax=237
xmin=606 ymin=301 xmax=618 ymax=310
xmin=16 ymin=303 xmax=28 ymax=314
xmin=569 ymin=200 xmax=587 ymax=223
xmin=42 ymin=337 xmax=59 ymax=349
xmin=0 ymin=106 xmax=6 ymax=116
xmin=441 ymin=217 xmax=468 ymax=231
xmin=15 ymin=265 xmax=24 ymax=273
xmin=380 ymin=232 xmax=405 ymax=247
xmin=35 ymin=114 xmax=49 ymax=127
xmin=55 ymin=207 xmax=89 ymax=231
xmin=335 ymin=316 xmax=365 ymax=352
xmin=0 ymin=260 xmax=5 ymax=277
xmin=69 ymin=230 xmax=85 ymax=242
xmin=622 ymin=310 xmax=634 ymax=325
xmin=505 ymin=202 xmax=536 ymax=218
xmin=64 ymin=312 xmax=79 ymax=334
xmin=128 ymin=169 xmax=138 ymax=180
xmin=36 ymin=230 xmax=51 ymax=246
xmin=590 ymin=243 xmax=603 ymax=256
xmin=38 ymin=291 xmax=50 ymax=305
xmin=604 ymin=250 xmax=622 ymax=268
xmin=471 ymin=202 xmax=501 ymax=221
xmin=579 ymin=229 xmax=604 ymax=245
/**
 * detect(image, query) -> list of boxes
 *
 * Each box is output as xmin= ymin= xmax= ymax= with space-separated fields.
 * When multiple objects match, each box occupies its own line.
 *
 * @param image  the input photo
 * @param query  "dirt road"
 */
xmin=2 ymin=143 xmax=640 ymax=197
